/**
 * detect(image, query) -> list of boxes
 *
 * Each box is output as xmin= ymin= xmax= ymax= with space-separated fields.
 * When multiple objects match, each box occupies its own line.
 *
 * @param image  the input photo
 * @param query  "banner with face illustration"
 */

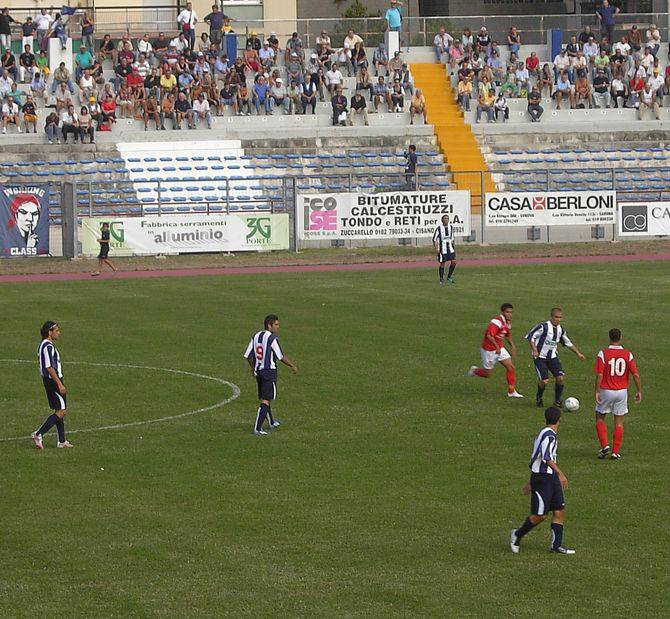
xmin=0 ymin=185 xmax=50 ymax=257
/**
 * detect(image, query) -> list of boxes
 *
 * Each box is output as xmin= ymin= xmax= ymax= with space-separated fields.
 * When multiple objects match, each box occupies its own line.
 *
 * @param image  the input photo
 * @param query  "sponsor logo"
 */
xmin=303 ymin=196 xmax=338 ymax=231
xmin=487 ymin=193 xmax=615 ymax=212
xmin=109 ymin=221 xmax=125 ymax=243
xmin=621 ymin=204 xmax=648 ymax=232
xmin=246 ymin=217 xmax=272 ymax=241
xmin=533 ymin=196 xmax=545 ymax=210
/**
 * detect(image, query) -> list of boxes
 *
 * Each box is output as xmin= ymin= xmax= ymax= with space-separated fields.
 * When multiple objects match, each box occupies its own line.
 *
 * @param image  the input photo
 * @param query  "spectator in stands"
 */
xmin=461 ymin=28 xmax=473 ymax=52
xmin=113 ymin=56 xmax=131 ymax=92
xmin=192 ymin=92 xmax=212 ymax=128
xmin=54 ymin=81 xmax=71 ymax=114
xmin=20 ymin=94 xmax=36 ymax=133
xmin=665 ymin=65 xmax=670 ymax=102
xmin=136 ymin=34 xmax=154 ymax=65
xmin=493 ymin=92 xmax=509 ymax=122
xmin=571 ymin=50 xmax=587 ymax=80
xmin=457 ymin=76 xmax=472 ymax=111
xmin=389 ymin=51 xmax=403 ymax=79
xmin=600 ymin=35 xmax=612 ymax=56
xmin=61 ymin=104 xmax=81 ymax=142
xmin=87 ymin=95 xmax=104 ymax=124
xmin=140 ymin=94 xmax=159 ymax=130
xmin=595 ymin=0 xmax=619 ymax=46
xmin=51 ymin=62 xmax=75 ymax=96
xmin=1 ymin=94 xmax=20 ymax=133
xmin=237 ymin=82 xmax=251 ymax=115
xmin=252 ymin=75 xmax=271 ymax=115
xmin=316 ymin=30 xmax=332 ymax=60
xmin=135 ymin=52 xmax=151 ymax=80
xmin=348 ymin=90 xmax=368 ymax=125
xmin=390 ymin=79 xmax=405 ymax=112
xmin=46 ymin=13 xmax=68 ymax=51
xmin=343 ymin=29 xmax=363 ymax=75
xmin=247 ymin=30 xmax=262 ymax=52
xmin=610 ymin=45 xmax=627 ymax=79
xmin=514 ymin=62 xmax=529 ymax=91
xmin=646 ymin=24 xmax=661 ymax=57
xmin=178 ymin=2 xmax=198 ymax=49
xmin=638 ymin=82 xmax=660 ymax=119
xmin=647 ymin=67 xmax=664 ymax=103
xmin=79 ymin=11 xmax=94 ymax=53
xmin=627 ymin=25 xmax=641 ymax=53
xmin=448 ymin=40 xmax=463 ymax=74
xmin=398 ymin=63 xmax=413 ymax=95
xmin=170 ymin=32 xmax=188 ymax=53
xmin=34 ymin=9 xmax=52 ymax=51
xmin=75 ymin=45 xmax=94 ymax=82
xmin=45 ymin=110 xmax=61 ymax=143
xmin=507 ymin=26 xmax=520 ymax=55
xmin=286 ymin=51 xmax=304 ymax=86
xmin=583 ymin=36 xmax=599 ymax=71
xmin=610 ymin=74 xmax=628 ymax=107
xmin=525 ymin=52 xmax=539 ymax=81
xmin=527 ymin=85 xmax=543 ymax=122
xmin=101 ymin=93 xmax=117 ymax=123
xmin=409 ymin=89 xmax=425 ymax=124
xmin=0 ymin=8 xmax=16 ymax=53
xmin=21 ymin=16 xmax=35 ymax=53
xmin=204 ymin=5 xmax=226 ymax=48
xmin=287 ymin=79 xmax=301 ymax=114
xmin=78 ymin=105 xmax=95 ymax=143
xmin=640 ymin=47 xmax=654 ymax=75
xmin=30 ymin=70 xmax=46 ymax=101
xmin=487 ymin=50 xmax=504 ymax=85
xmin=143 ymin=67 xmax=160 ymax=100
xmin=216 ymin=80 xmax=235 ymax=115
xmin=18 ymin=44 xmax=36 ymax=83
xmin=325 ymin=62 xmax=343 ymax=95
xmin=270 ymin=77 xmax=289 ymax=114
xmin=594 ymin=48 xmax=611 ymax=79
xmin=539 ymin=64 xmax=553 ymax=97
xmin=79 ymin=68 xmax=95 ymax=101
xmin=554 ymin=71 xmax=573 ymax=109
xmin=592 ymin=68 xmax=611 ymax=108
xmin=35 ymin=50 xmax=49 ymax=77
xmin=174 ymin=90 xmax=193 ymax=128
xmin=476 ymin=86 xmax=494 ymax=123
xmin=385 ymin=0 xmax=403 ymax=33
xmin=0 ymin=68 xmax=12 ymax=98
xmin=476 ymin=27 xmax=491 ymax=56
xmin=153 ymin=31 xmax=169 ymax=63
xmin=372 ymin=76 xmax=391 ymax=111
xmin=574 ymin=74 xmax=593 ymax=108
xmin=352 ymin=41 xmax=368 ymax=75
xmin=159 ymin=66 xmax=177 ymax=96
xmin=1 ymin=49 xmax=16 ymax=81
xmin=159 ymin=93 xmax=176 ymax=128
xmin=331 ymin=85 xmax=347 ymax=126
xmin=373 ymin=42 xmax=389 ymax=76
xmin=300 ymin=73 xmax=317 ymax=114
xmin=98 ymin=34 xmax=114 ymax=64
xmin=579 ymin=25 xmax=594 ymax=47
xmin=259 ymin=41 xmax=275 ymax=71
xmin=434 ymin=26 xmax=452 ymax=64
xmin=127 ymin=65 xmax=145 ymax=115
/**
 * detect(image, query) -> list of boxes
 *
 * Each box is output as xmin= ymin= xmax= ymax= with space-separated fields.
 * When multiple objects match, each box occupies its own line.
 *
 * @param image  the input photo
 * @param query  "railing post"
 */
xmin=292 ymin=176 xmax=299 ymax=253
xmin=479 ymin=171 xmax=485 ymax=245
xmin=225 ymin=178 xmax=230 ymax=214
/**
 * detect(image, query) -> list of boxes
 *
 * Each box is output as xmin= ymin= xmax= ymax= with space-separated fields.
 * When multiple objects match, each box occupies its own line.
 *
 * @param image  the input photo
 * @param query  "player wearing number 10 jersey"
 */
xmin=244 ymin=314 xmax=298 ymax=436
xmin=594 ymin=328 xmax=642 ymax=460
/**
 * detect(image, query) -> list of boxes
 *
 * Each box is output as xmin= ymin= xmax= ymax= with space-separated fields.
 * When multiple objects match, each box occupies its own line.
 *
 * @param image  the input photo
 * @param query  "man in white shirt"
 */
xmin=192 ymin=92 xmax=211 ymax=128
xmin=647 ymin=67 xmax=665 ymax=102
xmin=1 ymin=95 xmax=21 ymax=133
xmin=171 ymin=33 xmax=189 ymax=52
xmin=553 ymin=49 xmax=571 ymax=82
xmin=434 ymin=26 xmax=453 ymax=63
xmin=638 ymin=83 xmax=660 ymax=119
xmin=34 ymin=9 xmax=53 ymax=49
xmin=137 ymin=34 xmax=154 ymax=63
xmin=61 ymin=104 xmax=82 ymax=142
xmin=269 ymin=77 xmax=289 ymax=114
xmin=177 ymin=2 xmax=198 ymax=49
xmin=134 ymin=53 xmax=151 ymax=78
xmin=325 ymin=62 xmax=343 ymax=95
xmin=259 ymin=41 xmax=275 ymax=71
xmin=0 ymin=69 xmax=13 ymax=98
xmin=515 ymin=62 xmax=529 ymax=89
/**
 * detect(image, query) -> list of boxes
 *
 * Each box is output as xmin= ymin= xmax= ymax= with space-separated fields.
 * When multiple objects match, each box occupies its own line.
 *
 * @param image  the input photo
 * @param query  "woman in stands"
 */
xmin=352 ymin=42 xmax=368 ymax=74
xmin=101 ymin=93 xmax=117 ymax=124
xmin=117 ymin=83 xmax=133 ymax=119
xmin=448 ymin=40 xmax=463 ymax=75
xmin=243 ymin=42 xmax=260 ymax=76
xmin=390 ymin=79 xmax=405 ymax=113
xmin=539 ymin=64 xmax=553 ymax=98
xmin=507 ymin=27 xmax=521 ymax=55
xmin=461 ymin=28 xmax=473 ymax=52
xmin=78 ymin=106 xmax=95 ymax=143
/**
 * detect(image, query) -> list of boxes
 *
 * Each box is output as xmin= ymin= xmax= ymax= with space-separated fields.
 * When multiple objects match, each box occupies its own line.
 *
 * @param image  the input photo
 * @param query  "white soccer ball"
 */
xmin=564 ymin=397 xmax=580 ymax=411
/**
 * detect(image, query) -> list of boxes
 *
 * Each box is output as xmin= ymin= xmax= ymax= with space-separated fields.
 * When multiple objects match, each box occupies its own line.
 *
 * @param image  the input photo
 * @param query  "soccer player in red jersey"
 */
xmin=594 ymin=328 xmax=642 ymax=460
xmin=468 ymin=303 xmax=523 ymax=398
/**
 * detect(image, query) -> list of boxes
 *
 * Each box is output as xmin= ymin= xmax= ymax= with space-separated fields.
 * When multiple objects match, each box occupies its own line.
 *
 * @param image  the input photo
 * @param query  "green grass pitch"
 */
xmin=1 ymin=261 xmax=669 ymax=617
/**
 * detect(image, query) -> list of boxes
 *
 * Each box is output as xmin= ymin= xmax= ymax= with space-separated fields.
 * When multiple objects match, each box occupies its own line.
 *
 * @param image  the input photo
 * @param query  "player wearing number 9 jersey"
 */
xmin=243 ymin=314 xmax=298 ymax=436
xmin=594 ymin=328 xmax=641 ymax=460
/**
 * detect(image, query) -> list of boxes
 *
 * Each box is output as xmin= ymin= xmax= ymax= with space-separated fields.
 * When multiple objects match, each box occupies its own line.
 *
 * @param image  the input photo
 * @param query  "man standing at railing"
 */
xmin=178 ymin=2 xmax=199 ymax=50
xmin=205 ymin=4 xmax=229 ymax=50
xmin=385 ymin=0 xmax=403 ymax=33
xmin=596 ymin=0 xmax=619 ymax=48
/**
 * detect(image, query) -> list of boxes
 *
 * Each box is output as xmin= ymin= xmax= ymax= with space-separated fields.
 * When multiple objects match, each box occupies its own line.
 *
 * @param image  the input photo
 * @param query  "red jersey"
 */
xmin=594 ymin=345 xmax=638 ymax=390
xmin=482 ymin=314 xmax=510 ymax=351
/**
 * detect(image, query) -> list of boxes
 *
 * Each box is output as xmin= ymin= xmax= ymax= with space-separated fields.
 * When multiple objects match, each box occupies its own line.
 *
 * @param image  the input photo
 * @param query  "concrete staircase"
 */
xmin=410 ymin=63 xmax=495 ymax=211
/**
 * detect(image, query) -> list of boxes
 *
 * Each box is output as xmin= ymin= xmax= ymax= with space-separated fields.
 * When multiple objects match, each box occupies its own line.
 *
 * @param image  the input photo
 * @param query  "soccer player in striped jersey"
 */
xmin=31 ymin=321 xmax=73 ymax=449
xmin=594 ymin=328 xmax=642 ymax=460
xmin=510 ymin=406 xmax=575 ymax=555
xmin=243 ymin=314 xmax=298 ymax=436
xmin=432 ymin=214 xmax=456 ymax=285
xmin=468 ymin=303 xmax=523 ymax=398
xmin=526 ymin=307 xmax=585 ymax=409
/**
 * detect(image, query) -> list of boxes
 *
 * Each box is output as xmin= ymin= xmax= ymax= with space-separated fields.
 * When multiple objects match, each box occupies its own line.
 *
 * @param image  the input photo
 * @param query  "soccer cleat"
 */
xmin=536 ymin=397 xmax=544 ymax=408
xmin=508 ymin=391 xmax=524 ymax=398
xmin=554 ymin=399 xmax=563 ymax=408
xmin=551 ymin=546 xmax=576 ymax=555
xmin=252 ymin=430 xmax=268 ymax=436
xmin=598 ymin=445 xmax=611 ymax=459
xmin=57 ymin=440 xmax=74 ymax=449
xmin=31 ymin=433 xmax=43 ymax=450
xmin=447 ymin=277 xmax=455 ymax=284
xmin=509 ymin=529 xmax=520 ymax=554
xmin=611 ymin=453 xmax=621 ymax=460
xmin=270 ymin=420 xmax=281 ymax=428
xmin=467 ymin=365 xmax=478 ymax=377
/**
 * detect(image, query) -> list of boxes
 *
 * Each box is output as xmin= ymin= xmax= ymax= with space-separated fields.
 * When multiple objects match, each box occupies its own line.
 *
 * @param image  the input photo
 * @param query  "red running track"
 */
xmin=1 ymin=253 xmax=669 ymax=284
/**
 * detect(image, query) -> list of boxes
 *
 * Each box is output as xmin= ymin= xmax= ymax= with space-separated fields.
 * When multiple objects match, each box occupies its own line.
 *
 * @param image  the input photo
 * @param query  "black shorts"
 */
xmin=43 ymin=377 xmax=67 ymax=411
xmin=534 ymin=357 xmax=564 ymax=381
xmin=256 ymin=369 xmax=277 ymax=401
xmin=438 ymin=251 xmax=456 ymax=262
xmin=530 ymin=473 xmax=564 ymax=515
xmin=98 ymin=245 xmax=109 ymax=259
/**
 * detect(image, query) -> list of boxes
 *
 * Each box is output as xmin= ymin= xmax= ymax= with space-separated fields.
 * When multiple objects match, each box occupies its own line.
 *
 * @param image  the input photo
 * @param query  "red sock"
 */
xmin=612 ymin=425 xmax=624 ymax=455
xmin=506 ymin=368 xmax=516 ymax=392
xmin=595 ymin=419 xmax=608 ymax=448
xmin=474 ymin=368 xmax=488 ymax=378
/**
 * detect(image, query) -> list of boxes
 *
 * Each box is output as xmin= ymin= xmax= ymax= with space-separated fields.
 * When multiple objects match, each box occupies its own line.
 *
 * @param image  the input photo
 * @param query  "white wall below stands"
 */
xmin=48 ymin=37 xmax=73 ymax=74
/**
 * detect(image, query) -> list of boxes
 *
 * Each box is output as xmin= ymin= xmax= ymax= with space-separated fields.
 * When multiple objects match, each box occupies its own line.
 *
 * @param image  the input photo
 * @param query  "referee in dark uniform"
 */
xmin=509 ymin=406 xmax=575 ymax=554
xmin=31 ymin=321 xmax=73 ymax=449
xmin=91 ymin=221 xmax=117 ymax=276
xmin=432 ymin=214 xmax=457 ymax=285
xmin=243 ymin=314 xmax=298 ymax=436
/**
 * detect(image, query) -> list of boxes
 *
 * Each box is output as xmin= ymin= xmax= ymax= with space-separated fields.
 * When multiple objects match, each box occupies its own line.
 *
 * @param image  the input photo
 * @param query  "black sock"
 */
xmin=438 ymin=266 xmax=444 ymax=281
xmin=555 ymin=382 xmax=564 ymax=402
xmin=255 ymin=403 xmax=269 ymax=431
xmin=36 ymin=413 xmax=59 ymax=436
xmin=55 ymin=418 xmax=66 ymax=443
xmin=447 ymin=263 xmax=456 ymax=278
xmin=536 ymin=385 xmax=546 ymax=400
xmin=515 ymin=517 xmax=537 ymax=540
xmin=267 ymin=405 xmax=274 ymax=425
xmin=551 ymin=522 xmax=564 ymax=549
